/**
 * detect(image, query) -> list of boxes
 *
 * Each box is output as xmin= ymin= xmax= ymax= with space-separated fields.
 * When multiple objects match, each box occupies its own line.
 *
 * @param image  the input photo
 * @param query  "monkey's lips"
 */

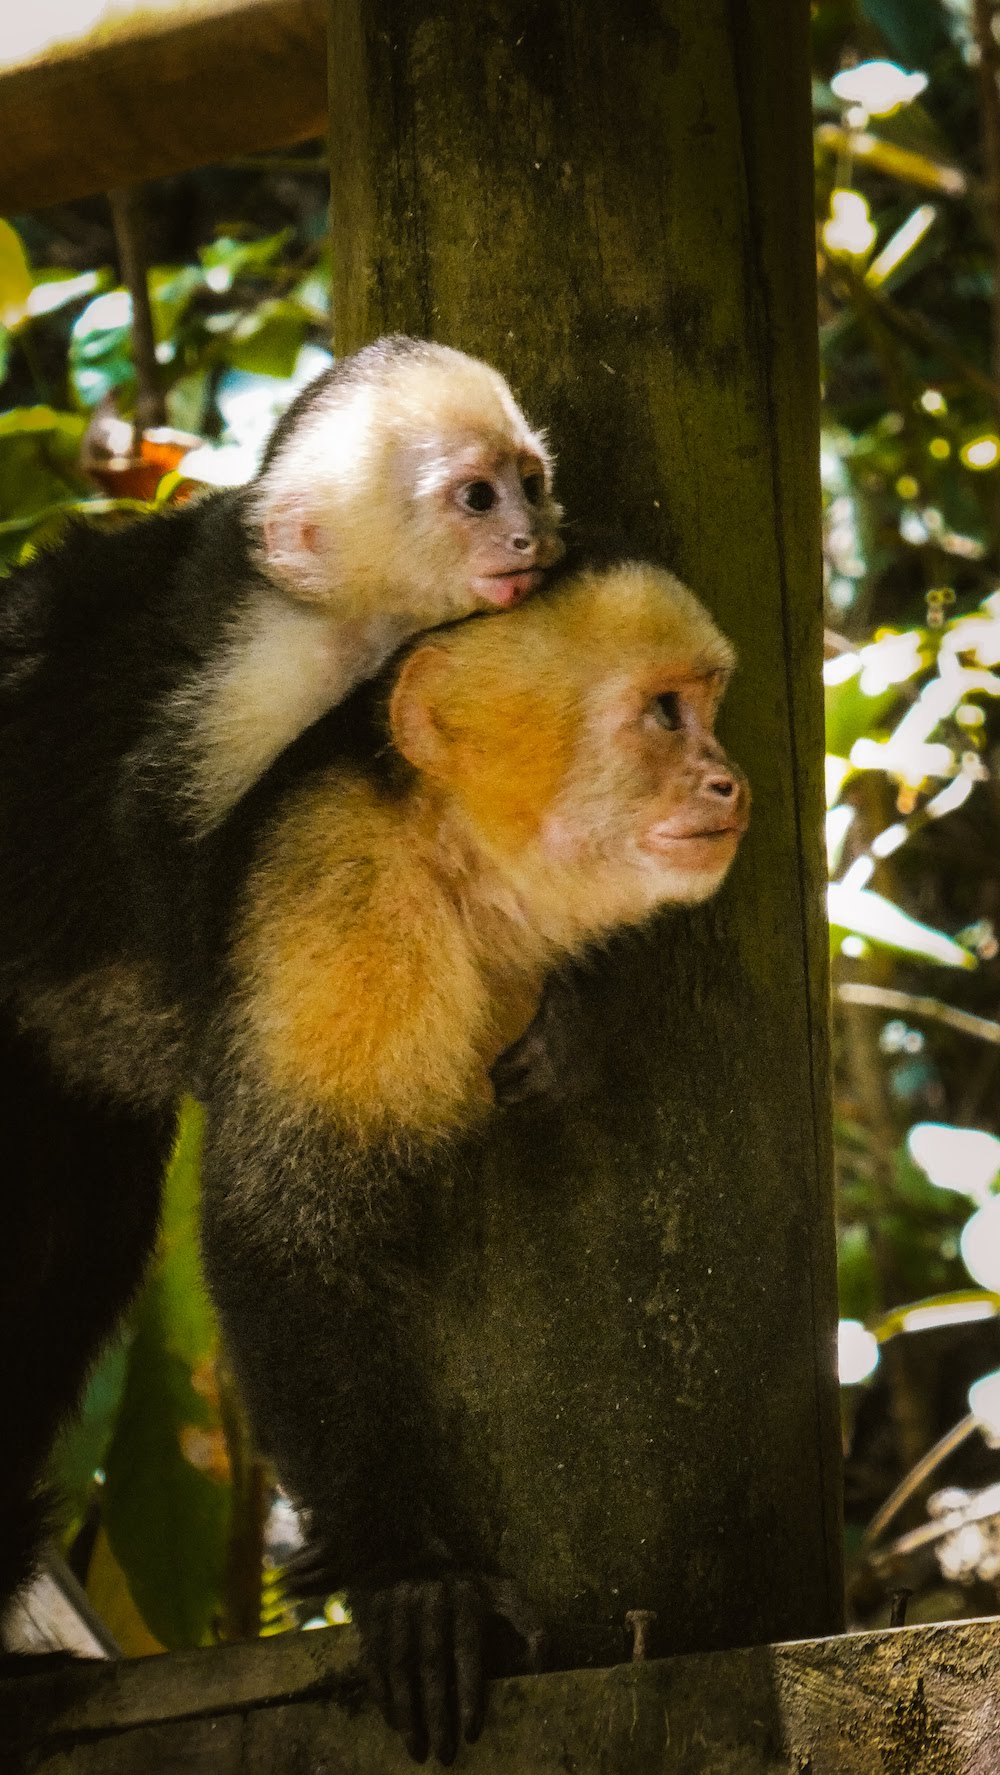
xmin=641 ymin=819 xmax=746 ymax=870
xmin=474 ymin=568 xmax=544 ymax=608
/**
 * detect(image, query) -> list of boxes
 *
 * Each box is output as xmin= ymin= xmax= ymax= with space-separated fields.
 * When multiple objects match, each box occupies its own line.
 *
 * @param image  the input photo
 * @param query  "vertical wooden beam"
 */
xmin=328 ymin=0 xmax=842 ymax=1666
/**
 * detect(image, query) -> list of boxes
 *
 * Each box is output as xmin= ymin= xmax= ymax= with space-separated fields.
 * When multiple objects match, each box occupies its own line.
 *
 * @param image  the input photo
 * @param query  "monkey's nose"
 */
xmin=511 ymin=533 xmax=534 ymax=552
xmin=706 ymin=772 xmax=737 ymax=799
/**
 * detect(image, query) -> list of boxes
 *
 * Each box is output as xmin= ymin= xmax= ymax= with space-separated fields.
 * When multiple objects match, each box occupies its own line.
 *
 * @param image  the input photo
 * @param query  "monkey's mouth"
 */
xmin=474 ymin=569 xmax=544 ymax=608
xmin=641 ymin=822 xmax=745 ymax=865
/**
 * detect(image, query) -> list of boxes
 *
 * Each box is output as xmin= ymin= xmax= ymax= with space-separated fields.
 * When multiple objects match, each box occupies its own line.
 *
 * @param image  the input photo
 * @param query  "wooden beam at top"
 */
xmin=0 ymin=0 xmax=327 ymax=216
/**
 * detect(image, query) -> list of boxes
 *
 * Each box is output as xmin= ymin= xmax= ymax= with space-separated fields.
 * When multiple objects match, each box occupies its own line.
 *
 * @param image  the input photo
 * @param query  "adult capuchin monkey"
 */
xmin=0 ymin=555 xmax=748 ymax=1764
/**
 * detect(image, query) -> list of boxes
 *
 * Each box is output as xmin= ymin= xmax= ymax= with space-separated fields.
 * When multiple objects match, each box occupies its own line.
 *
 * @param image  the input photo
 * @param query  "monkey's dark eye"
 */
xmin=522 ymin=473 xmax=544 ymax=506
xmin=652 ymin=692 xmax=682 ymax=731
xmin=461 ymin=480 xmax=497 ymax=513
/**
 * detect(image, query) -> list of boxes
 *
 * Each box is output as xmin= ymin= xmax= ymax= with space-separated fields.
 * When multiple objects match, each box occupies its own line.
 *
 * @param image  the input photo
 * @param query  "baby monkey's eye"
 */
xmin=651 ymin=692 xmax=682 ymax=731
xmin=522 ymin=473 xmax=544 ymax=506
xmin=461 ymin=480 xmax=497 ymax=513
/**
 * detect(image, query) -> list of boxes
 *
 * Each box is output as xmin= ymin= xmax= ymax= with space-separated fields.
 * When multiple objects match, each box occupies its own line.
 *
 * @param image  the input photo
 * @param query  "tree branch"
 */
xmin=837 ymin=982 xmax=1000 ymax=1046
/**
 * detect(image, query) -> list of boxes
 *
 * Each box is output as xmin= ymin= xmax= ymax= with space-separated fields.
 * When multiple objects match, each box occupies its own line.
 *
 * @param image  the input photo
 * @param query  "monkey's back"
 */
xmin=0 ymin=494 xmax=254 ymax=1013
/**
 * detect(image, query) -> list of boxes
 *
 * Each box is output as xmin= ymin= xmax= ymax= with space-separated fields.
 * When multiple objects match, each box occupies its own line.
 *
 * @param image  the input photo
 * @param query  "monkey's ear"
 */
xmin=389 ymin=645 xmax=452 ymax=773
xmin=262 ymin=507 xmax=325 ymax=591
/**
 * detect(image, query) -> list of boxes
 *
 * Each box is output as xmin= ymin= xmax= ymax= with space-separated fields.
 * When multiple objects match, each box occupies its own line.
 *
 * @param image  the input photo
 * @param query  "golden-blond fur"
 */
xmin=231 ymin=562 xmax=742 ymax=1150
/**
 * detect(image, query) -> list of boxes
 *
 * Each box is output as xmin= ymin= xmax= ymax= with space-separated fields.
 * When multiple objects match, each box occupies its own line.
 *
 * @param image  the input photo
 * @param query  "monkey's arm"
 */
xmin=199 ymin=1090 xmax=538 ymax=1762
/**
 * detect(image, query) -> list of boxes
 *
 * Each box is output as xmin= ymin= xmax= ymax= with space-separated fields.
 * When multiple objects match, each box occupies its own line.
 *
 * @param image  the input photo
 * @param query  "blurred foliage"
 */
xmin=9 ymin=9 xmax=1000 ymax=1655
xmin=816 ymin=0 xmax=1000 ymax=1627
xmin=0 ymin=148 xmax=331 ymax=1652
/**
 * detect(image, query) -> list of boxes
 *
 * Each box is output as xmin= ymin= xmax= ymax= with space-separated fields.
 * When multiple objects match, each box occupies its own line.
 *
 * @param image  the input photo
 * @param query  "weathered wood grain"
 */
xmin=0 ymin=0 xmax=326 ymax=215
xmin=328 ymin=0 xmax=842 ymax=1668
xmin=7 ymin=1619 xmax=1000 ymax=1773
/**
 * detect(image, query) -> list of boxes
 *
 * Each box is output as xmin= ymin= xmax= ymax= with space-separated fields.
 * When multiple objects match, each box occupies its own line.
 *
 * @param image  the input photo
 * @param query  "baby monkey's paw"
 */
xmin=491 ymin=971 xmax=591 ymax=1110
xmin=351 ymin=1571 xmax=547 ymax=1765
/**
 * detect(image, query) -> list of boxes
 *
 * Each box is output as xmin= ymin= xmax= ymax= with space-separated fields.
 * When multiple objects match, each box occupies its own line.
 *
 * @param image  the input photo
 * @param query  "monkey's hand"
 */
xmin=350 ymin=1571 xmax=547 ymax=1765
xmin=490 ymin=971 xmax=591 ymax=1110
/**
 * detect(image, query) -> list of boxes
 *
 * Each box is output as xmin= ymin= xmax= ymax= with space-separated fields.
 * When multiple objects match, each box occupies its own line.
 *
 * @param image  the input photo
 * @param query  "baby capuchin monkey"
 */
xmin=0 ymin=548 xmax=748 ymax=1763
xmin=176 ymin=335 xmax=564 ymax=824
xmin=5 ymin=337 xmax=563 ymax=838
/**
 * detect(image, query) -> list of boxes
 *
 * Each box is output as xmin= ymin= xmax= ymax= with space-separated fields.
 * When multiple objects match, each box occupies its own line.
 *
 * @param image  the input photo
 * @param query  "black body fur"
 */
xmin=0 ymin=500 xmax=539 ymax=1762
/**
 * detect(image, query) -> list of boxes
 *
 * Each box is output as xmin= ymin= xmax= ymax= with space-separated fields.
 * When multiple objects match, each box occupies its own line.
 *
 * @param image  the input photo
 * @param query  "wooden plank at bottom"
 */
xmin=6 ymin=1617 xmax=1000 ymax=1773
xmin=18 ymin=1716 xmax=246 ymax=1775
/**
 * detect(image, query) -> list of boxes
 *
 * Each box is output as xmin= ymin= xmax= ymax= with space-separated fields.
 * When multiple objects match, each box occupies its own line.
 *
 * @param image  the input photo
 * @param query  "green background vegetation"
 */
xmin=5 ymin=0 xmax=1000 ymax=1650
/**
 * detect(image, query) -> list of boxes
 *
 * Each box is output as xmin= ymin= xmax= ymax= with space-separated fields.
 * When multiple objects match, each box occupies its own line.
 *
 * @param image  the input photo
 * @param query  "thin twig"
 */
xmin=837 ymin=982 xmax=1000 ymax=1047
xmin=108 ymin=185 xmax=166 ymax=438
xmin=862 ymin=1414 xmax=980 ymax=1548
xmin=831 ymin=261 xmax=1000 ymax=415
xmin=824 ymin=627 xmax=856 ymax=655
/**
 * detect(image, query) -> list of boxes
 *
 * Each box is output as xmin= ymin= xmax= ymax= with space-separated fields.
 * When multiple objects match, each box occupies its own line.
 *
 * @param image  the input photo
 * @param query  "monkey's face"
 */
xmin=399 ymin=425 xmax=563 ymax=622
xmin=389 ymin=562 xmax=749 ymax=947
xmin=255 ymin=343 xmax=563 ymax=623
xmin=429 ymin=438 xmax=564 ymax=610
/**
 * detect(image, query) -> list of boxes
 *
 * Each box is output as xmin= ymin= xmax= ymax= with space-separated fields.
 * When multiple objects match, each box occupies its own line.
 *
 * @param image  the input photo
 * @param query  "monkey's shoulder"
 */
xmin=0 ymin=489 xmax=254 ymax=673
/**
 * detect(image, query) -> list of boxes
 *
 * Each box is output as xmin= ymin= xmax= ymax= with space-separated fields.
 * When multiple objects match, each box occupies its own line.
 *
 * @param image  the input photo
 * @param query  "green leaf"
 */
xmin=49 ymin=1336 xmax=129 ymax=1532
xmin=165 ymin=369 xmax=211 ymax=435
xmin=0 ymin=219 xmax=31 ymax=328
xmin=828 ymin=883 xmax=976 ymax=967
xmin=292 ymin=245 xmax=332 ymax=323
xmin=102 ymin=1103 xmax=232 ymax=1649
xmin=0 ymin=408 xmax=90 ymax=557
xmin=199 ymin=229 xmax=295 ymax=293
xmin=148 ymin=265 xmax=206 ymax=343
xmin=874 ymin=1290 xmax=1000 ymax=1341
xmin=219 ymin=298 xmax=309 ymax=378
xmin=825 ymin=670 xmax=901 ymax=757
xmin=69 ymin=290 xmax=135 ymax=409
xmin=28 ymin=269 xmax=104 ymax=319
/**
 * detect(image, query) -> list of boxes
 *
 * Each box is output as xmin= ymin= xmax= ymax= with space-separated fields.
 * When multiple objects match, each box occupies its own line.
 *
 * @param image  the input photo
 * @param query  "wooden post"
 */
xmin=328 ymin=0 xmax=842 ymax=1665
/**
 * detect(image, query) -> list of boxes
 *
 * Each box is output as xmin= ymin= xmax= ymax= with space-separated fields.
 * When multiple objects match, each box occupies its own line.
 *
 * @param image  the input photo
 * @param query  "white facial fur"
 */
xmin=255 ymin=344 xmax=563 ymax=622
xmin=181 ymin=344 xmax=563 ymax=833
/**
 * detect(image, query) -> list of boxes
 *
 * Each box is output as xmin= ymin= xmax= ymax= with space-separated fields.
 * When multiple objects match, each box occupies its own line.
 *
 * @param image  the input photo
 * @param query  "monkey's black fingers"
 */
xmin=417 ymin=1581 xmax=455 ymax=1766
xmin=353 ymin=1587 xmax=394 ymax=1726
xmin=388 ymin=1581 xmax=427 ymax=1762
xmin=452 ymin=1577 xmax=485 ymax=1745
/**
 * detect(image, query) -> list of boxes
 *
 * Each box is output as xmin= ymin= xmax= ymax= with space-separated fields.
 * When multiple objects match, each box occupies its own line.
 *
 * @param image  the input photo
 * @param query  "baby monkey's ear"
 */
xmin=263 ymin=506 xmax=324 ymax=587
xmin=388 ymin=644 xmax=453 ymax=773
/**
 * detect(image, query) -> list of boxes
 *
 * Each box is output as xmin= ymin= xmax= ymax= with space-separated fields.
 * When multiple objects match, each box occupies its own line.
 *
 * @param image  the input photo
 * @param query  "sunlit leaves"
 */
xmin=908 ymin=1123 xmax=1000 ymax=1201
xmin=222 ymin=297 xmax=309 ymax=378
xmin=824 ymin=189 xmax=877 ymax=259
xmin=27 ymin=269 xmax=103 ymax=319
xmin=825 ymin=589 xmax=1000 ymax=971
xmin=69 ymin=290 xmax=136 ymax=409
xmin=839 ymin=1318 xmax=881 ymax=1382
xmin=828 ymin=882 xmax=976 ymax=966
xmin=830 ymin=60 xmax=928 ymax=116
xmin=199 ymin=228 xmax=295 ymax=293
xmin=0 ymin=405 xmax=88 ymax=562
